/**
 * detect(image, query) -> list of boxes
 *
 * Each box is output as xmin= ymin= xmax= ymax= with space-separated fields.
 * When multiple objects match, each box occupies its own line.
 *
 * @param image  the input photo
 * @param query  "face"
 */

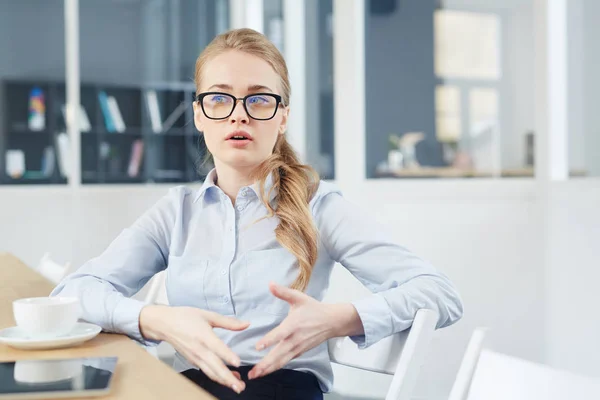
xmin=193 ymin=50 xmax=289 ymax=171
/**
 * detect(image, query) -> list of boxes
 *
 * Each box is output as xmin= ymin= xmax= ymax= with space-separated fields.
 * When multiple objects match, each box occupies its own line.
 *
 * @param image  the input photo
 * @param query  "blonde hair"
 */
xmin=194 ymin=28 xmax=319 ymax=292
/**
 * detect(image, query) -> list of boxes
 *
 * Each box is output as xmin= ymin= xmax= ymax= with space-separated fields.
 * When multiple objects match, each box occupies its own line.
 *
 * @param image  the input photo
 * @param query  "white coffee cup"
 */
xmin=13 ymin=297 xmax=81 ymax=339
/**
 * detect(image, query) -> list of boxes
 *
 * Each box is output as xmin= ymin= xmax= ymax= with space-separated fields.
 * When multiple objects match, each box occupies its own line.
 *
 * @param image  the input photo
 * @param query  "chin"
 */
xmin=221 ymin=154 xmax=264 ymax=169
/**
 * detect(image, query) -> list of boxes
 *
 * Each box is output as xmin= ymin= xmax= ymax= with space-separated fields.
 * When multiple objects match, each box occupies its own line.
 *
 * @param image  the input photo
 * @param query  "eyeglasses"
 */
xmin=195 ymin=92 xmax=284 ymax=121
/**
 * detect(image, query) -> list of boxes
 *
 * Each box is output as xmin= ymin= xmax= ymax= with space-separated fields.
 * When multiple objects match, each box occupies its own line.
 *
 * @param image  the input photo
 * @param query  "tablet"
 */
xmin=0 ymin=356 xmax=117 ymax=399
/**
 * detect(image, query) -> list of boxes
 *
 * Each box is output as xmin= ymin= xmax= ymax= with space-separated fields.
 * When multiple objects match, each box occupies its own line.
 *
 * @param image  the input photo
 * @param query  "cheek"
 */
xmin=200 ymin=123 xmax=223 ymax=154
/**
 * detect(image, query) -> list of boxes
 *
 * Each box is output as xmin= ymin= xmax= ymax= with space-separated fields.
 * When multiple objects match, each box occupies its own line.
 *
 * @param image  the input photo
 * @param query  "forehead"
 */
xmin=201 ymin=50 xmax=281 ymax=93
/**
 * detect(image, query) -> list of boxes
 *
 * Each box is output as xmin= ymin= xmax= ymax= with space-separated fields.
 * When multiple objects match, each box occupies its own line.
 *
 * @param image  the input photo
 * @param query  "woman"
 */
xmin=51 ymin=28 xmax=463 ymax=399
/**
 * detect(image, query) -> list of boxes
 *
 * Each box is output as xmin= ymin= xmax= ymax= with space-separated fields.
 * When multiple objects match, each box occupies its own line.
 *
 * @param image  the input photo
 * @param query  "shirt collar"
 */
xmin=193 ymin=168 xmax=218 ymax=203
xmin=193 ymin=168 xmax=278 ymax=204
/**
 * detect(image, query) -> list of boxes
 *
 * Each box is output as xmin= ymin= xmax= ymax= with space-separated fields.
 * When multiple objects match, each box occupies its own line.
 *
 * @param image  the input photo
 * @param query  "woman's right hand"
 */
xmin=139 ymin=305 xmax=250 ymax=394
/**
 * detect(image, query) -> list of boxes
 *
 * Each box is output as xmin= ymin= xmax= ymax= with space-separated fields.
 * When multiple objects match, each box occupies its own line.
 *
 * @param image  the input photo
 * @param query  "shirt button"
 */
xmin=222 ymin=296 xmax=229 ymax=303
xmin=241 ymin=188 xmax=248 ymax=196
xmin=236 ymin=204 xmax=244 ymax=211
xmin=221 ymin=269 xmax=227 ymax=275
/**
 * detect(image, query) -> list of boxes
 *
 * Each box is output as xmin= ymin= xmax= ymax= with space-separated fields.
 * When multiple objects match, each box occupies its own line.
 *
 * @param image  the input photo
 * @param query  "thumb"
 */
xmin=269 ymin=281 xmax=304 ymax=305
xmin=207 ymin=313 xmax=250 ymax=331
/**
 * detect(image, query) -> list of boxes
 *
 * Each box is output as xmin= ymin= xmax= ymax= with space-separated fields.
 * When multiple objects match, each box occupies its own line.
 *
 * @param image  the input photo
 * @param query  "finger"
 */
xmin=195 ymin=359 xmax=222 ymax=385
xmin=206 ymin=312 xmax=250 ymax=331
xmin=256 ymin=322 xmax=294 ymax=351
xmin=249 ymin=337 xmax=298 ymax=380
xmin=204 ymin=334 xmax=242 ymax=367
xmin=269 ymin=281 xmax=306 ymax=305
xmin=202 ymin=349 xmax=246 ymax=393
xmin=232 ymin=371 xmax=241 ymax=380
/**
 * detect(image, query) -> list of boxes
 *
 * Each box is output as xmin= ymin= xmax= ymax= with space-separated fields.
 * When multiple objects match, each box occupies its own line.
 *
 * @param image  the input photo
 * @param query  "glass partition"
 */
xmin=0 ymin=0 xmax=67 ymax=185
xmin=568 ymin=0 xmax=599 ymax=178
xmin=366 ymin=0 xmax=536 ymax=179
xmin=77 ymin=0 xmax=229 ymax=184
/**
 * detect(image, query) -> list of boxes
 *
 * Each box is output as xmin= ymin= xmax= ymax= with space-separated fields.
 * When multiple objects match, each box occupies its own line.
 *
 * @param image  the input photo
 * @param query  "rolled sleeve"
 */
xmin=349 ymin=294 xmax=394 ymax=349
xmin=111 ymin=297 xmax=160 ymax=346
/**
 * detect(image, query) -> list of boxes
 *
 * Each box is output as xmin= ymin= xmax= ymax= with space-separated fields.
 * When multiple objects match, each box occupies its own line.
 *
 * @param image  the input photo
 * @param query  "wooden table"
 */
xmin=0 ymin=253 xmax=214 ymax=399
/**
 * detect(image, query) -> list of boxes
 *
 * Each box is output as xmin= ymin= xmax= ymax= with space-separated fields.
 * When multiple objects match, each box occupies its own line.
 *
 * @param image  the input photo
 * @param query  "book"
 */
xmin=107 ymin=96 xmax=126 ymax=133
xmin=146 ymin=90 xmax=162 ymax=133
xmin=98 ymin=91 xmax=116 ymax=133
xmin=161 ymin=102 xmax=187 ymax=133
xmin=127 ymin=139 xmax=144 ymax=177
xmin=55 ymin=132 xmax=70 ymax=178
xmin=61 ymin=104 xmax=91 ymax=132
xmin=28 ymin=87 xmax=45 ymax=131
xmin=41 ymin=146 xmax=55 ymax=177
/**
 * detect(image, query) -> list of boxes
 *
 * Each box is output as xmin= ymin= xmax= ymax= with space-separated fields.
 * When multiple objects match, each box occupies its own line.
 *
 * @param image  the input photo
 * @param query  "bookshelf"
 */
xmin=0 ymin=79 xmax=208 ymax=185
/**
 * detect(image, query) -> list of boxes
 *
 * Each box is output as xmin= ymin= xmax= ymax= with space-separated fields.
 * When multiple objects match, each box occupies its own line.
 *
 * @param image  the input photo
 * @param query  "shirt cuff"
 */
xmin=111 ymin=296 xmax=160 ymax=347
xmin=349 ymin=294 xmax=394 ymax=349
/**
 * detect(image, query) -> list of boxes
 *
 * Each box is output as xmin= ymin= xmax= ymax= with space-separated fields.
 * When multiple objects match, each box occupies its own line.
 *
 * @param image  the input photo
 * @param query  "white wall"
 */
xmin=0 ymin=180 xmax=545 ymax=399
xmin=546 ymin=181 xmax=600 ymax=378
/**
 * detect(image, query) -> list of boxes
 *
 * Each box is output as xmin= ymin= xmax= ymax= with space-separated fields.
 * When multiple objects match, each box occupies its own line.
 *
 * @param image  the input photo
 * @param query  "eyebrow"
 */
xmin=206 ymin=84 xmax=274 ymax=93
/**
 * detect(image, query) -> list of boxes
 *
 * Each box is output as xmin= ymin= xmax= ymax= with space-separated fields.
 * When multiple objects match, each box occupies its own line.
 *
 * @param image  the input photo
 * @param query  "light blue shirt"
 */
xmin=50 ymin=169 xmax=463 ymax=392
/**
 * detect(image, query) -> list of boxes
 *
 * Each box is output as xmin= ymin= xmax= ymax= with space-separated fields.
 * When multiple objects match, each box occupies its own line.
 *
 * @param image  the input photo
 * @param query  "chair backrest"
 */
xmin=144 ymin=270 xmax=168 ymax=305
xmin=37 ymin=253 xmax=70 ymax=284
xmin=328 ymin=309 xmax=438 ymax=400
xmin=448 ymin=327 xmax=488 ymax=400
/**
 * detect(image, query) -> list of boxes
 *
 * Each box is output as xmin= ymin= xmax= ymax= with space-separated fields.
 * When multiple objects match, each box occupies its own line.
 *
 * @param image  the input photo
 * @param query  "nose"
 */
xmin=229 ymin=99 xmax=249 ymax=124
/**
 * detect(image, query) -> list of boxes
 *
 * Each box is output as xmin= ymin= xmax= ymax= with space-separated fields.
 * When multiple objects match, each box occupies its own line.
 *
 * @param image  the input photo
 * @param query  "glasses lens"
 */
xmin=202 ymin=93 xmax=234 ymax=119
xmin=246 ymin=94 xmax=278 ymax=119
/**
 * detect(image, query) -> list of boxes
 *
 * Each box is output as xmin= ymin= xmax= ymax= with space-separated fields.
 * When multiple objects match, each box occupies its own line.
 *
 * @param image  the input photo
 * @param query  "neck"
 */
xmin=213 ymin=161 xmax=257 ymax=204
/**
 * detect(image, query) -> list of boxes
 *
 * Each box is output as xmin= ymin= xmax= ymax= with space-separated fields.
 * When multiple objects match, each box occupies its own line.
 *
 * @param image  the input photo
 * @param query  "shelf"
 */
xmin=2 ymin=176 xmax=67 ymax=185
xmin=9 ymin=124 xmax=51 ymax=134
xmin=373 ymin=167 xmax=588 ymax=179
xmin=75 ymin=128 xmax=193 ymax=137
xmin=101 ymin=176 xmax=145 ymax=184
xmin=1 ymin=78 xmax=198 ymax=186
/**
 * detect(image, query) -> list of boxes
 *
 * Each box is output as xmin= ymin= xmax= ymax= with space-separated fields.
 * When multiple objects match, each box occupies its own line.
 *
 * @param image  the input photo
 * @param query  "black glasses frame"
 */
xmin=195 ymin=91 xmax=284 ymax=121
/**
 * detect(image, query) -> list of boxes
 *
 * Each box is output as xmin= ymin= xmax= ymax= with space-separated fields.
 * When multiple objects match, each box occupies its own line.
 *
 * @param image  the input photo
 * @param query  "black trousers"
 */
xmin=181 ymin=365 xmax=323 ymax=400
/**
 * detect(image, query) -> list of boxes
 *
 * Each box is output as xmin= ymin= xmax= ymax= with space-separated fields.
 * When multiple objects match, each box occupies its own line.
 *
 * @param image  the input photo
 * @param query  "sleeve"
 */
xmin=314 ymin=190 xmax=464 ymax=349
xmin=50 ymin=187 xmax=185 ymax=345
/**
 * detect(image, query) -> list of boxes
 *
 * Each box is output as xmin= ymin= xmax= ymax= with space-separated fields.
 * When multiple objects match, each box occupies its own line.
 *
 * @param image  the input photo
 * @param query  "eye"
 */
xmin=209 ymin=95 xmax=231 ymax=104
xmin=247 ymin=95 xmax=271 ymax=105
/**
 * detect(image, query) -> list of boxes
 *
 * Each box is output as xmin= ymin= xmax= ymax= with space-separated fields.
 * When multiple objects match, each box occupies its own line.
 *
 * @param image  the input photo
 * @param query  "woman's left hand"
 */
xmin=248 ymin=282 xmax=362 ymax=380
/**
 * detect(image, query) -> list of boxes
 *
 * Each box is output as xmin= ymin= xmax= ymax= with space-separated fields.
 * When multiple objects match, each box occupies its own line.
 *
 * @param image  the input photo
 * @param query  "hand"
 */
xmin=248 ymin=282 xmax=362 ymax=380
xmin=139 ymin=305 xmax=249 ymax=394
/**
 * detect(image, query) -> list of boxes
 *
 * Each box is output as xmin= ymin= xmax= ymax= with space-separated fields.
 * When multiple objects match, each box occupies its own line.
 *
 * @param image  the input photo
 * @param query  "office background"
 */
xmin=0 ymin=0 xmax=598 ymax=399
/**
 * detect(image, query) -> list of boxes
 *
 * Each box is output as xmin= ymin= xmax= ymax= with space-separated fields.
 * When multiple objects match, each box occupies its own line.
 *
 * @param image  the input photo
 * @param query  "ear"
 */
xmin=279 ymin=106 xmax=289 ymax=135
xmin=193 ymin=101 xmax=204 ymax=132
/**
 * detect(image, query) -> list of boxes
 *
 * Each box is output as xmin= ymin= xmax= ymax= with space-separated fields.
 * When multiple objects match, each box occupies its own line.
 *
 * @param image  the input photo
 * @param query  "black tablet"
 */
xmin=0 ymin=357 xmax=117 ymax=399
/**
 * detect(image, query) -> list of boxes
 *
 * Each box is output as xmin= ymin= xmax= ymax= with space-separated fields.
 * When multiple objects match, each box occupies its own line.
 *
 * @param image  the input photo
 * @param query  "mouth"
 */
xmin=225 ymin=131 xmax=253 ymax=142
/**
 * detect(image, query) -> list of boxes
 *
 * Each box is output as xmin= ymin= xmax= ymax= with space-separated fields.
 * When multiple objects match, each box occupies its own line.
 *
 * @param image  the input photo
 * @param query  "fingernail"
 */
xmin=232 ymin=384 xmax=240 ymax=393
xmin=231 ymin=358 xmax=240 ymax=367
xmin=257 ymin=344 xmax=265 ymax=350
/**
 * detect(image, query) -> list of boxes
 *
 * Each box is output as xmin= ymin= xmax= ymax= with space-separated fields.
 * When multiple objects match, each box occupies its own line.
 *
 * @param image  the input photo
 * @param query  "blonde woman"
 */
xmin=51 ymin=28 xmax=463 ymax=400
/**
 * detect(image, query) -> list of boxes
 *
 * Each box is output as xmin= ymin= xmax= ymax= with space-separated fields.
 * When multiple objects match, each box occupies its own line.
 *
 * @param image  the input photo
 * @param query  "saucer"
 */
xmin=0 ymin=322 xmax=102 ymax=350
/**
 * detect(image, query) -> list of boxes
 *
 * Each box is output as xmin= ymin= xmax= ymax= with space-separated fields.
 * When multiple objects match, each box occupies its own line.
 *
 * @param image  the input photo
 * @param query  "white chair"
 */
xmin=37 ymin=253 xmax=70 ymax=284
xmin=143 ymin=270 xmax=168 ymax=305
xmin=327 ymin=309 xmax=439 ymax=400
xmin=141 ymin=271 xmax=175 ymax=363
xmin=466 ymin=348 xmax=600 ymax=400
xmin=448 ymin=327 xmax=488 ymax=400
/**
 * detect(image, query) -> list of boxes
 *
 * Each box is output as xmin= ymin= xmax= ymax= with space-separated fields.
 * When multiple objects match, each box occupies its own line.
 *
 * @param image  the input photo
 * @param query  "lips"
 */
xmin=225 ymin=131 xmax=253 ymax=141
